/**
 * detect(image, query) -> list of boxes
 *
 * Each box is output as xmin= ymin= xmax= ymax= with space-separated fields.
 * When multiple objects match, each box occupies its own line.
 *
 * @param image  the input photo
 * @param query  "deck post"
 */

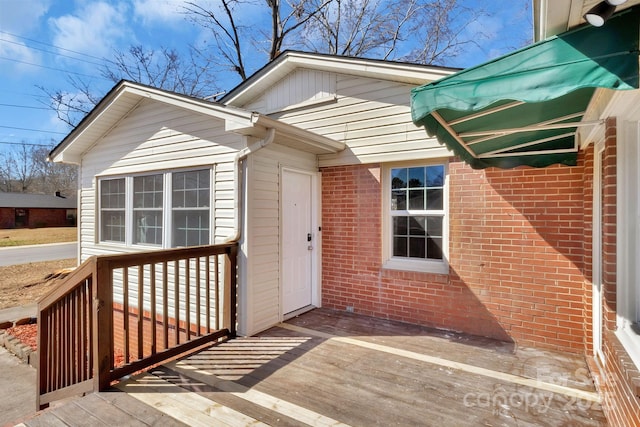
xmin=35 ymin=305 xmax=48 ymax=410
xmin=92 ymin=258 xmax=114 ymax=391
xmin=224 ymin=245 xmax=238 ymax=337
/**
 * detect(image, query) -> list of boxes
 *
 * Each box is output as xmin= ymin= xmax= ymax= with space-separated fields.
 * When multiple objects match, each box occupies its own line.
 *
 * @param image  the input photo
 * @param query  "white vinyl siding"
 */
xmin=239 ymin=70 xmax=449 ymax=166
xmin=243 ymin=69 xmax=336 ymax=114
xmin=78 ymin=99 xmax=243 ymax=262
xmin=239 ymin=143 xmax=317 ymax=336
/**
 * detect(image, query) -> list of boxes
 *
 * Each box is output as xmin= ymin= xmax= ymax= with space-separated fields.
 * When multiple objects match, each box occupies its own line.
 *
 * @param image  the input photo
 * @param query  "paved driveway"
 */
xmin=0 ymin=242 xmax=77 ymax=266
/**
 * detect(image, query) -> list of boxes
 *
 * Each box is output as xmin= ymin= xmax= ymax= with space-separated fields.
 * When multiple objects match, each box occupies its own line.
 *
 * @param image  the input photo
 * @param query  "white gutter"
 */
xmin=222 ymin=127 xmax=276 ymax=243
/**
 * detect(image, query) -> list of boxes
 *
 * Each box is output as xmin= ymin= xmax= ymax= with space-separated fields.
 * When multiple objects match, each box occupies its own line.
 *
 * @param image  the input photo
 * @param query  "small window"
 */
xmin=133 ymin=174 xmax=163 ymax=245
xmin=384 ymin=163 xmax=448 ymax=274
xmin=172 ymin=170 xmax=210 ymax=247
xmin=100 ymin=178 xmax=126 ymax=243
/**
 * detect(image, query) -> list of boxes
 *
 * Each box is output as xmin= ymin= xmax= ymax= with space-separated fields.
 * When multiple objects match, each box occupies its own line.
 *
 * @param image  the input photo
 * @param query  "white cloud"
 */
xmin=133 ymin=0 xmax=186 ymax=26
xmin=0 ymin=0 xmax=51 ymax=34
xmin=0 ymin=0 xmax=50 ymax=73
xmin=49 ymin=2 xmax=134 ymax=59
xmin=0 ymin=34 xmax=40 ymax=71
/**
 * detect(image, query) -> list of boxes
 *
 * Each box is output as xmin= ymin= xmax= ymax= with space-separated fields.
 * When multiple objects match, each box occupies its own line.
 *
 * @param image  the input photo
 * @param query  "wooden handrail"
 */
xmin=36 ymin=242 xmax=238 ymax=410
xmin=37 ymin=257 xmax=97 ymax=308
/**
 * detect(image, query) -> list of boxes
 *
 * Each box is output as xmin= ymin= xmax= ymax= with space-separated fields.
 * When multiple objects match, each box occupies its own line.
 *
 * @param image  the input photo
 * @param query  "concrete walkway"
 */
xmin=0 ymin=346 xmax=36 ymax=426
xmin=0 ymin=305 xmax=36 ymax=324
xmin=0 ymin=305 xmax=39 ymax=426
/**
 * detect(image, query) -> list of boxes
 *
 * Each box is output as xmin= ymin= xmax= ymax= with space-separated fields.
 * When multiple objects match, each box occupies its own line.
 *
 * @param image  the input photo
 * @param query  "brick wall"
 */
xmin=27 ymin=208 xmax=72 ymax=228
xmin=598 ymin=331 xmax=640 ymax=426
xmin=0 ymin=207 xmax=73 ymax=229
xmin=0 ymin=208 xmax=14 ymax=228
xmin=321 ymin=156 xmax=588 ymax=352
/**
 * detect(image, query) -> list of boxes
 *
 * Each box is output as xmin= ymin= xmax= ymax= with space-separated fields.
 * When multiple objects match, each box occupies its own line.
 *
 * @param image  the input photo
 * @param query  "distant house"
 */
xmin=0 ymin=193 xmax=77 ymax=228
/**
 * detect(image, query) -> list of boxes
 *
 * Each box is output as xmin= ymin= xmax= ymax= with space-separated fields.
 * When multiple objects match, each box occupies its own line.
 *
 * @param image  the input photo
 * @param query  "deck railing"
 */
xmin=36 ymin=242 xmax=238 ymax=410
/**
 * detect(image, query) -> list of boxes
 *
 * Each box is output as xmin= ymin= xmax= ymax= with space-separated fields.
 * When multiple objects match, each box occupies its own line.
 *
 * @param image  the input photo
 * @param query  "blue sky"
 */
xmin=0 ymin=0 xmax=532 ymax=154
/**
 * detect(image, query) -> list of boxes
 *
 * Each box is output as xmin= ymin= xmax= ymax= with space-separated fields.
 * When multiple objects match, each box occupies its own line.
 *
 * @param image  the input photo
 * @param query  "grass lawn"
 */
xmin=0 ymin=227 xmax=77 ymax=247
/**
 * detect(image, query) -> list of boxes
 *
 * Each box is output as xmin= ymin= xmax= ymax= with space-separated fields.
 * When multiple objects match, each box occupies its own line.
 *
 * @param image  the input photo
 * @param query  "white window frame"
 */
xmin=615 ymin=118 xmax=640 ymax=369
xmin=99 ymin=177 xmax=127 ymax=244
xmin=132 ymin=173 xmax=164 ymax=247
xmin=382 ymin=160 xmax=449 ymax=275
xmin=97 ymin=167 xmax=214 ymax=249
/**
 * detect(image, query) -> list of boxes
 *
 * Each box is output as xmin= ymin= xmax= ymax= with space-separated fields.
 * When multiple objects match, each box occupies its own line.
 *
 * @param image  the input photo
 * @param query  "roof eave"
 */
xmin=49 ymin=81 xmax=258 ymax=163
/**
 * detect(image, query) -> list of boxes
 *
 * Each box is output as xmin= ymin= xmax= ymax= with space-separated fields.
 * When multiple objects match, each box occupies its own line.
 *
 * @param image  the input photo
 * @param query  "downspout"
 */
xmin=222 ymin=127 xmax=276 ymax=243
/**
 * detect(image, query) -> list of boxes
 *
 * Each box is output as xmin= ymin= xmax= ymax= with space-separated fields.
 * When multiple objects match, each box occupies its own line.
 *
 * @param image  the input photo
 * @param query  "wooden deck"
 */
xmin=18 ymin=309 xmax=607 ymax=426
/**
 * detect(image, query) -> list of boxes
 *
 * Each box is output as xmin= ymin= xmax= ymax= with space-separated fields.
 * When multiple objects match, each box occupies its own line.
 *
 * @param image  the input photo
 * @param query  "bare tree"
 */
xmin=182 ymin=0 xmax=492 ymax=78
xmin=403 ymin=0 xmax=481 ymax=64
xmin=0 ymin=143 xmax=38 ymax=193
xmin=0 ymin=150 xmax=13 ymax=192
xmin=102 ymin=45 xmax=219 ymax=97
xmin=31 ymin=145 xmax=78 ymax=197
xmin=37 ymin=76 xmax=103 ymax=128
xmin=0 ymin=142 xmax=78 ymax=196
xmin=39 ymin=44 xmax=221 ymax=128
xmin=297 ymin=0 xmax=485 ymax=64
xmin=184 ymin=0 xmax=333 ymax=82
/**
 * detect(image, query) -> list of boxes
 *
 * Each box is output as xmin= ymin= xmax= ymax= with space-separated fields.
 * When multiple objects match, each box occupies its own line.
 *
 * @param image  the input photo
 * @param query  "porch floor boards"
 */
xmin=20 ymin=308 xmax=607 ymax=426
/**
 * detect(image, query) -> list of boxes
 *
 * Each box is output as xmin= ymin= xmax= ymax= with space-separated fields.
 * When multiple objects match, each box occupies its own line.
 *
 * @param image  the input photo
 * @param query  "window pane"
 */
xmin=427 ymin=216 xmax=443 ymax=237
xmin=408 ymin=189 xmax=425 ymax=210
xmin=391 ymin=190 xmax=406 ymax=210
xmin=408 ymin=167 xmax=425 ymax=187
xmin=199 ymin=189 xmax=210 ymax=207
xmin=101 ymin=179 xmax=125 ymax=209
xmin=391 ymin=168 xmax=407 ymax=189
xmin=409 ymin=216 xmax=426 ymax=236
xmin=173 ymin=170 xmax=210 ymax=208
xmin=134 ymin=175 xmax=162 ymax=208
xmin=393 ymin=237 xmax=407 ymax=257
xmin=101 ymin=211 xmax=125 ymax=242
xmin=172 ymin=211 xmax=209 ymax=247
xmin=426 ymin=165 xmax=444 ymax=187
xmin=426 ymin=189 xmax=443 ymax=210
xmin=134 ymin=211 xmax=162 ymax=245
xmin=184 ymin=191 xmax=198 ymax=207
xmin=393 ymin=216 xmax=407 ymax=235
xmin=427 ymin=238 xmax=443 ymax=260
xmin=409 ymin=237 xmax=426 ymax=258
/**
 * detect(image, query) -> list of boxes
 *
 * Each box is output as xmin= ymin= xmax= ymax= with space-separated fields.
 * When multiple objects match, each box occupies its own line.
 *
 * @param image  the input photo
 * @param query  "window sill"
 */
xmin=615 ymin=326 xmax=640 ymax=371
xmin=95 ymin=242 xmax=162 ymax=253
xmin=382 ymin=258 xmax=449 ymax=275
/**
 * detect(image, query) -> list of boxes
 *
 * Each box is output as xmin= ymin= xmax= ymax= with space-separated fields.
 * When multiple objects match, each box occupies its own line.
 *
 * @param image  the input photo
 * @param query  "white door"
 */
xmin=282 ymin=169 xmax=314 ymax=314
xmin=593 ymin=140 xmax=604 ymax=361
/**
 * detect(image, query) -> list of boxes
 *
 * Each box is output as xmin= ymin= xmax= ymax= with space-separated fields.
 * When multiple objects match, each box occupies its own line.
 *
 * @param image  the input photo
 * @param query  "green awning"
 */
xmin=411 ymin=7 xmax=640 ymax=169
